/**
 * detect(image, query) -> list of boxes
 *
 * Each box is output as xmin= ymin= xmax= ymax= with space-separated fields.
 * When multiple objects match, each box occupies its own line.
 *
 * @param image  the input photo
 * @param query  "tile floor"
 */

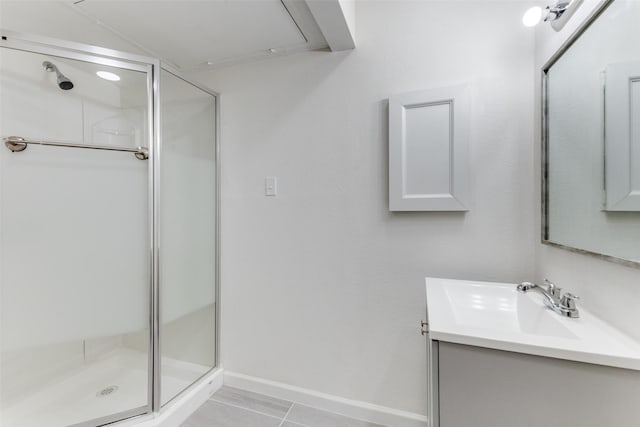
xmin=181 ymin=386 xmax=386 ymax=427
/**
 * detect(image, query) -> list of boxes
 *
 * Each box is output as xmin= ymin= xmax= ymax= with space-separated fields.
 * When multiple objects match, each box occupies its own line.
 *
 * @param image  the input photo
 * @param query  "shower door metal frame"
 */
xmin=0 ymin=30 xmax=157 ymax=426
xmin=0 ymin=29 xmax=221 ymax=427
xmin=0 ymin=30 xmax=220 ymax=427
xmin=156 ymin=63 xmax=221 ymax=409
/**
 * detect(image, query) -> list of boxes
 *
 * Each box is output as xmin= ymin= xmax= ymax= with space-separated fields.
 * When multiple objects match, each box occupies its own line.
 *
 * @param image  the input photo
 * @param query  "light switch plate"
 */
xmin=265 ymin=176 xmax=277 ymax=196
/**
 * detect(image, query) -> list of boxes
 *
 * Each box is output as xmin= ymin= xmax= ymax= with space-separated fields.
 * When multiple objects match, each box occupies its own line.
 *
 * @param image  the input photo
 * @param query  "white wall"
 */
xmin=193 ymin=1 xmax=535 ymax=415
xmin=535 ymin=0 xmax=640 ymax=342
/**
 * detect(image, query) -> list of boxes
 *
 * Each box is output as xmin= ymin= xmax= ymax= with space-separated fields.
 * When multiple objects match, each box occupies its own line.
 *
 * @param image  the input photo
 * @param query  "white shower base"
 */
xmin=1 ymin=348 xmax=210 ymax=427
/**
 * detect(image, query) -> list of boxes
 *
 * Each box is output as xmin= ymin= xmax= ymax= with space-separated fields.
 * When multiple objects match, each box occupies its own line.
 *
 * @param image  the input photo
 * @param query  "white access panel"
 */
xmin=389 ymin=85 xmax=469 ymax=211
xmin=605 ymin=61 xmax=640 ymax=211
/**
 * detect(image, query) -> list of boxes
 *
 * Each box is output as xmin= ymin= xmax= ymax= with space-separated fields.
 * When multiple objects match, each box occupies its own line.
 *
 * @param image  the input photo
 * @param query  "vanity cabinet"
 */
xmin=428 ymin=340 xmax=640 ymax=427
xmin=424 ymin=277 xmax=640 ymax=427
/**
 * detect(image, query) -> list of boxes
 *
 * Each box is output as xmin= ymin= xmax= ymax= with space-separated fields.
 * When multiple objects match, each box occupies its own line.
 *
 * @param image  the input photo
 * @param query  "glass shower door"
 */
xmin=0 ymin=46 xmax=152 ymax=427
xmin=159 ymin=69 xmax=217 ymax=405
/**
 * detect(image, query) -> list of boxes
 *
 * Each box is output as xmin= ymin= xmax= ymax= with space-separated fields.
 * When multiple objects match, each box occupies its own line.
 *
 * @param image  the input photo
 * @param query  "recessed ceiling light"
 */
xmin=96 ymin=71 xmax=120 ymax=81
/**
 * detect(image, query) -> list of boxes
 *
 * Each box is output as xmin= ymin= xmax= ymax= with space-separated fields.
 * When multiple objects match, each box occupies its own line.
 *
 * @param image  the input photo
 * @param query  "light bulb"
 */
xmin=522 ymin=6 xmax=543 ymax=27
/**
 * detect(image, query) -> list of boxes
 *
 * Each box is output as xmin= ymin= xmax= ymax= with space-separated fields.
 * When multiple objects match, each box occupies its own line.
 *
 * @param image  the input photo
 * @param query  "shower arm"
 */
xmin=3 ymin=136 xmax=149 ymax=160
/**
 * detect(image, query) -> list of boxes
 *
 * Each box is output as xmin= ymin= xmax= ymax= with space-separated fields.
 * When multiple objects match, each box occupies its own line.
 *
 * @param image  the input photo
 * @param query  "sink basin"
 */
xmin=426 ymin=277 xmax=640 ymax=371
xmin=444 ymin=281 xmax=577 ymax=339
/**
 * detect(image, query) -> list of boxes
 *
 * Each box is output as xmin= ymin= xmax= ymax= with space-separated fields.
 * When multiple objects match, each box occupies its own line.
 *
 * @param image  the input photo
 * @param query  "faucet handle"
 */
xmin=544 ymin=279 xmax=562 ymax=297
xmin=560 ymin=292 xmax=579 ymax=309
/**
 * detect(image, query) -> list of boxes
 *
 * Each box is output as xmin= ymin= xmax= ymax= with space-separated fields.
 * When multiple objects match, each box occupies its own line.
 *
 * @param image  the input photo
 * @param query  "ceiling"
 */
xmin=0 ymin=0 xmax=335 ymax=71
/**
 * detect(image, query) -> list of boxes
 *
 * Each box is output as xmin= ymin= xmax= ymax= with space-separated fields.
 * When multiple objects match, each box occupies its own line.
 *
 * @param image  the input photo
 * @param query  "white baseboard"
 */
xmin=118 ymin=368 xmax=224 ymax=427
xmin=224 ymin=372 xmax=428 ymax=427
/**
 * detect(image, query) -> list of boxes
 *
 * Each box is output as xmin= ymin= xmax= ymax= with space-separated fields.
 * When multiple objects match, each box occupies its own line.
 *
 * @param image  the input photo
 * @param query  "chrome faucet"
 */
xmin=517 ymin=279 xmax=580 ymax=318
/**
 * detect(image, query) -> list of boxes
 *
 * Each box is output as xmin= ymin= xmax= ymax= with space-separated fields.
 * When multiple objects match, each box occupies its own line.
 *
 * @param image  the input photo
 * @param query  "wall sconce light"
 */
xmin=522 ymin=0 xmax=583 ymax=31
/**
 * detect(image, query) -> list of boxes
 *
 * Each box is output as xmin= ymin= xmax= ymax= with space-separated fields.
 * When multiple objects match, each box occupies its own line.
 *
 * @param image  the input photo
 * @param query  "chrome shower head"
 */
xmin=43 ymin=61 xmax=74 ymax=90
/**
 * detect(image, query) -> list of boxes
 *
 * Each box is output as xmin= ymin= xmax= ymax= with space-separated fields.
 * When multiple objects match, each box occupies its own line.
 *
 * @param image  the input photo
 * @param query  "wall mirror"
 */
xmin=543 ymin=0 xmax=640 ymax=266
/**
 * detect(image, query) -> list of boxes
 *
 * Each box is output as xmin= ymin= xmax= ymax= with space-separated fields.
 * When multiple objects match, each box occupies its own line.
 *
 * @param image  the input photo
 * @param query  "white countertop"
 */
xmin=425 ymin=277 xmax=640 ymax=371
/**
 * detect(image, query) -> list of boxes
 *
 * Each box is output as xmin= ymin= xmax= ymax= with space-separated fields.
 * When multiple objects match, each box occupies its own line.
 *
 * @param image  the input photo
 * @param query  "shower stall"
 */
xmin=0 ymin=31 xmax=219 ymax=427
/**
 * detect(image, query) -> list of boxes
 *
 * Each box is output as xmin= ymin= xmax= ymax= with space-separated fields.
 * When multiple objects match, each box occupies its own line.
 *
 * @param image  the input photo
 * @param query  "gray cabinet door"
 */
xmin=438 ymin=342 xmax=640 ymax=427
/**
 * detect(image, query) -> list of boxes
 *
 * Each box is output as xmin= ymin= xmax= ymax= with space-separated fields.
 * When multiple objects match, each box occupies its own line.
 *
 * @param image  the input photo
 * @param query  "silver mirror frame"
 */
xmin=541 ymin=0 xmax=640 ymax=269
